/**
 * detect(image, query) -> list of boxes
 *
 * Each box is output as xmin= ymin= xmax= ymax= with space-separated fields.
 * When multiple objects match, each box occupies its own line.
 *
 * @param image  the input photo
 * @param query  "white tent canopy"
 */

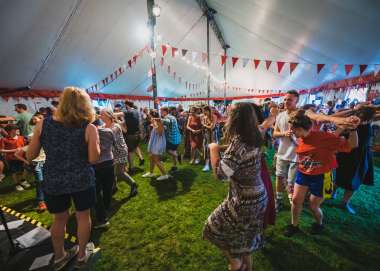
xmin=1 ymin=0 xmax=380 ymax=98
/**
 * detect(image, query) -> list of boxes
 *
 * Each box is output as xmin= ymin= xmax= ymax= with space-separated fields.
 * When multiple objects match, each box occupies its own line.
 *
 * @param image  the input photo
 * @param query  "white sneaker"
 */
xmin=202 ymin=164 xmax=210 ymax=172
xmin=156 ymin=175 xmax=170 ymax=181
xmin=15 ymin=184 xmax=24 ymax=191
xmin=0 ymin=174 xmax=5 ymax=182
xmin=194 ymin=159 xmax=200 ymax=165
xmin=20 ymin=180 xmax=31 ymax=188
xmin=142 ymin=172 xmax=155 ymax=178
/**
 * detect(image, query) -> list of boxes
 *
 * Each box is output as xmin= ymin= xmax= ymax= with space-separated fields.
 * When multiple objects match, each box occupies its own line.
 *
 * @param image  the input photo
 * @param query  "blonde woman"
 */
xmin=26 ymin=87 xmax=100 ymax=270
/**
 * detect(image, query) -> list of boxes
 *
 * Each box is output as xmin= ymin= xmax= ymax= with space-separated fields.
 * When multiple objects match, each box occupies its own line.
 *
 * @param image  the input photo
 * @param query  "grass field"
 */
xmin=1 ymin=148 xmax=379 ymax=271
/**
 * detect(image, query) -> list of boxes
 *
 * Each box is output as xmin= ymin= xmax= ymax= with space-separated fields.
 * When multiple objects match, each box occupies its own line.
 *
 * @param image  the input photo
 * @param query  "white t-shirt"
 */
xmin=275 ymin=111 xmax=297 ymax=162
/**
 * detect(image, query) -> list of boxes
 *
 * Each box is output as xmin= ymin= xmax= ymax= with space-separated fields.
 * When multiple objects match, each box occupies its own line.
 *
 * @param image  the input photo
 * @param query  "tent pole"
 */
xmin=147 ymin=0 xmax=158 ymax=110
xmin=223 ymin=47 xmax=227 ymax=106
xmin=207 ymin=15 xmax=211 ymax=105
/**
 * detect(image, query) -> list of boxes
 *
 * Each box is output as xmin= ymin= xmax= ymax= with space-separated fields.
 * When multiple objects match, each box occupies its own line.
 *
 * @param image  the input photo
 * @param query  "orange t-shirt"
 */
xmin=296 ymin=131 xmax=351 ymax=175
xmin=0 ymin=135 xmax=25 ymax=160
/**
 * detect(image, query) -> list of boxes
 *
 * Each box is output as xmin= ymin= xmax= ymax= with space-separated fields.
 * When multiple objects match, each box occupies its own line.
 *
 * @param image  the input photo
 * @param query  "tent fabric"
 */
xmin=0 ymin=0 xmax=380 ymax=98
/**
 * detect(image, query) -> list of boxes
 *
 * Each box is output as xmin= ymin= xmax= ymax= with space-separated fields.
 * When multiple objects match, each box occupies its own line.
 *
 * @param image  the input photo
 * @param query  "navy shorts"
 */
xmin=44 ymin=186 xmax=96 ymax=214
xmin=166 ymin=142 xmax=179 ymax=151
xmin=295 ymin=170 xmax=327 ymax=198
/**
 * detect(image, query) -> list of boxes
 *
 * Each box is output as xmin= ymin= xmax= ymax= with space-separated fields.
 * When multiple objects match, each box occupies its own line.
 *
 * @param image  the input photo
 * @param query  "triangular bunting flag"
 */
xmin=253 ymin=59 xmax=261 ymax=69
xmin=317 ymin=64 xmax=325 ymax=74
xmin=359 ymin=64 xmax=368 ymax=75
xmin=289 ymin=62 xmax=298 ymax=74
xmin=133 ymin=55 xmax=137 ymax=63
xmin=277 ymin=61 xmax=285 ymax=73
xmin=345 ymin=64 xmax=354 ymax=76
xmin=265 ymin=60 xmax=272 ymax=70
xmin=192 ymin=51 xmax=198 ymax=62
xmin=128 ymin=60 xmax=132 ymax=68
xmin=160 ymin=57 xmax=164 ymax=66
xmin=202 ymin=53 xmax=208 ymax=63
xmin=232 ymin=57 xmax=239 ymax=67
xmin=242 ymin=58 xmax=249 ymax=68
xmin=221 ymin=55 xmax=227 ymax=66
xmin=161 ymin=45 xmax=167 ymax=56
xmin=171 ymin=47 xmax=178 ymax=57
xmin=181 ymin=49 xmax=188 ymax=57
xmin=167 ymin=65 xmax=170 ymax=74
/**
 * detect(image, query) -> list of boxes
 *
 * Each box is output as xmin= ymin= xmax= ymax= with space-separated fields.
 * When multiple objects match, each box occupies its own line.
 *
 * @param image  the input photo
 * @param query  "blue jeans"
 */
xmin=33 ymin=161 xmax=45 ymax=202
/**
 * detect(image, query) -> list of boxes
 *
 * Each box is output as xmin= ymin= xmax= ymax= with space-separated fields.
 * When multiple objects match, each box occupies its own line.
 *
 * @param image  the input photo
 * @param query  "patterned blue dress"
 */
xmin=40 ymin=118 xmax=95 ymax=195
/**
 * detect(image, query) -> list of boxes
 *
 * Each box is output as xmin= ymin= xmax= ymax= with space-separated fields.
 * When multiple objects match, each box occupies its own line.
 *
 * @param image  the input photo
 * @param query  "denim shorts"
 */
xmin=44 ymin=186 xmax=96 ymax=214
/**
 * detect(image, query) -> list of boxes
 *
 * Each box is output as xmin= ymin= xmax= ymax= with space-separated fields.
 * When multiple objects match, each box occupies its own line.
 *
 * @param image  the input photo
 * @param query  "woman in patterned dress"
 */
xmin=100 ymin=109 xmax=138 ymax=198
xmin=201 ymin=106 xmax=217 ymax=172
xmin=203 ymin=102 xmax=268 ymax=271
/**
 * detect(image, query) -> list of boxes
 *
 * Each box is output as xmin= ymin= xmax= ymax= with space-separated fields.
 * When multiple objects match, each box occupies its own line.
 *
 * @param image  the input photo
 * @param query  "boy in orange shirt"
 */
xmin=284 ymin=111 xmax=358 ymax=237
xmin=0 ymin=124 xmax=30 ymax=191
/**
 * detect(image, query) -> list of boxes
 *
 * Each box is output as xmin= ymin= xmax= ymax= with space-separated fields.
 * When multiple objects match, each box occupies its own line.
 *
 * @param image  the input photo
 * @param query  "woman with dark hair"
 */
xmin=201 ymin=106 xmax=216 ymax=172
xmin=186 ymin=106 xmax=203 ymax=164
xmin=203 ymin=102 xmax=268 ymax=271
xmin=335 ymin=105 xmax=376 ymax=214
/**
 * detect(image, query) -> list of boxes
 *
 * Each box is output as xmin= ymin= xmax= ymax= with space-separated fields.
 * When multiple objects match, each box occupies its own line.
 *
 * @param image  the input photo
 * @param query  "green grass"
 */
xmin=1 ymin=148 xmax=379 ymax=271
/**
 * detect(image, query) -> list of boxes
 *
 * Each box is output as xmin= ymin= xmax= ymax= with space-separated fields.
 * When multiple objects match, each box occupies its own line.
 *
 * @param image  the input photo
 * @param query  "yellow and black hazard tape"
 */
xmin=0 ymin=205 xmax=77 ymax=243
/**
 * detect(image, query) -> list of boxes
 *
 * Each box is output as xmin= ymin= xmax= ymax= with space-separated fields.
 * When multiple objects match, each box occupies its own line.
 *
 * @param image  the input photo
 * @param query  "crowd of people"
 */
xmin=0 ymin=86 xmax=379 ymax=270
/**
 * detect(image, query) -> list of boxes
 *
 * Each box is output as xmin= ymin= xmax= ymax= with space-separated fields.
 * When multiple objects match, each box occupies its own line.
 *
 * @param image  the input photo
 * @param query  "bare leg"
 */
xmin=309 ymin=195 xmax=324 ymax=224
xmin=152 ymin=155 xmax=166 ymax=175
xmin=190 ymin=147 xmax=195 ymax=163
xmin=136 ymin=146 xmax=144 ymax=160
xmin=342 ymin=189 xmax=354 ymax=204
xmin=167 ymin=150 xmax=178 ymax=166
xmin=224 ymin=251 xmax=243 ymax=271
xmin=291 ymin=184 xmax=309 ymax=226
xmin=75 ymin=209 xmax=92 ymax=259
xmin=50 ymin=210 xmax=70 ymax=260
xmin=242 ymin=254 xmax=252 ymax=271
xmin=149 ymin=154 xmax=155 ymax=173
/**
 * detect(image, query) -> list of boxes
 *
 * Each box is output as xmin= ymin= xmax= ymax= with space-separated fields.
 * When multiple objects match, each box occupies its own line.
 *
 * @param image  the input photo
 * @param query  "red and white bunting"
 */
xmin=345 ymin=64 xmax=354 ymax=76
xmin=161 ymin=45 xmax=168 ymax=56
xmin=221 ymin=55 xmax=227 ymax=66
xmin=277 ymin=61 xmax=285 ymax=73
xmin=317 ymin=63 xmax=325 ymax=74
xmin=265 ymin=60 xmax=272 ymax=70
xmin=359 ymin=64 xmax=368 ymax=75
xmin=253 ymin=59 xmax=261 ymax=69
xmin=289 ymin=62 xmax=298 ymax=74
xmin=232 ymin=57 xmax=239 ymax=68
xmin=171 ymin=47 xmax=178 ymax=57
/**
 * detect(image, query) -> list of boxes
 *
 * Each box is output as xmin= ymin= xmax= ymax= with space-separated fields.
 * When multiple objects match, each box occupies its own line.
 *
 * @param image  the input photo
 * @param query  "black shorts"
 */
xmin=125 ymin=134 xmax=140 ymax=152
xmin=166 ymin=142 xmax=179 ymax=151
xmin=44 ymin=186 xmax=96 ymax=214
xmin=7 ymin=160 xmax=24 ymax=174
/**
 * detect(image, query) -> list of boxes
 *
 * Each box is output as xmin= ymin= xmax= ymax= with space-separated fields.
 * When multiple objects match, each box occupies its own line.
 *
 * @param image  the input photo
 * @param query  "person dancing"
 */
xmin=203 ymin=102 xmax=267 ymax=271
xmin=284 ymin=111 xmax=358 ymax=237
xmin=99 ymin=109 xmax=138 ymax=198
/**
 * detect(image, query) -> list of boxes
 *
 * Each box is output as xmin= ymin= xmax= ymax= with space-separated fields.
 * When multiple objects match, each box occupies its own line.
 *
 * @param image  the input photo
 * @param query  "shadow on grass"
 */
xmin=90 ymin=195 xmax=133 ymax=246
xmin=262 ymin=237 xmax=333 ymax=271
xmin=4 ymin=197 xmax=36 ymax=212
xmin=149 ymin=168 xmax=197 ymax=201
